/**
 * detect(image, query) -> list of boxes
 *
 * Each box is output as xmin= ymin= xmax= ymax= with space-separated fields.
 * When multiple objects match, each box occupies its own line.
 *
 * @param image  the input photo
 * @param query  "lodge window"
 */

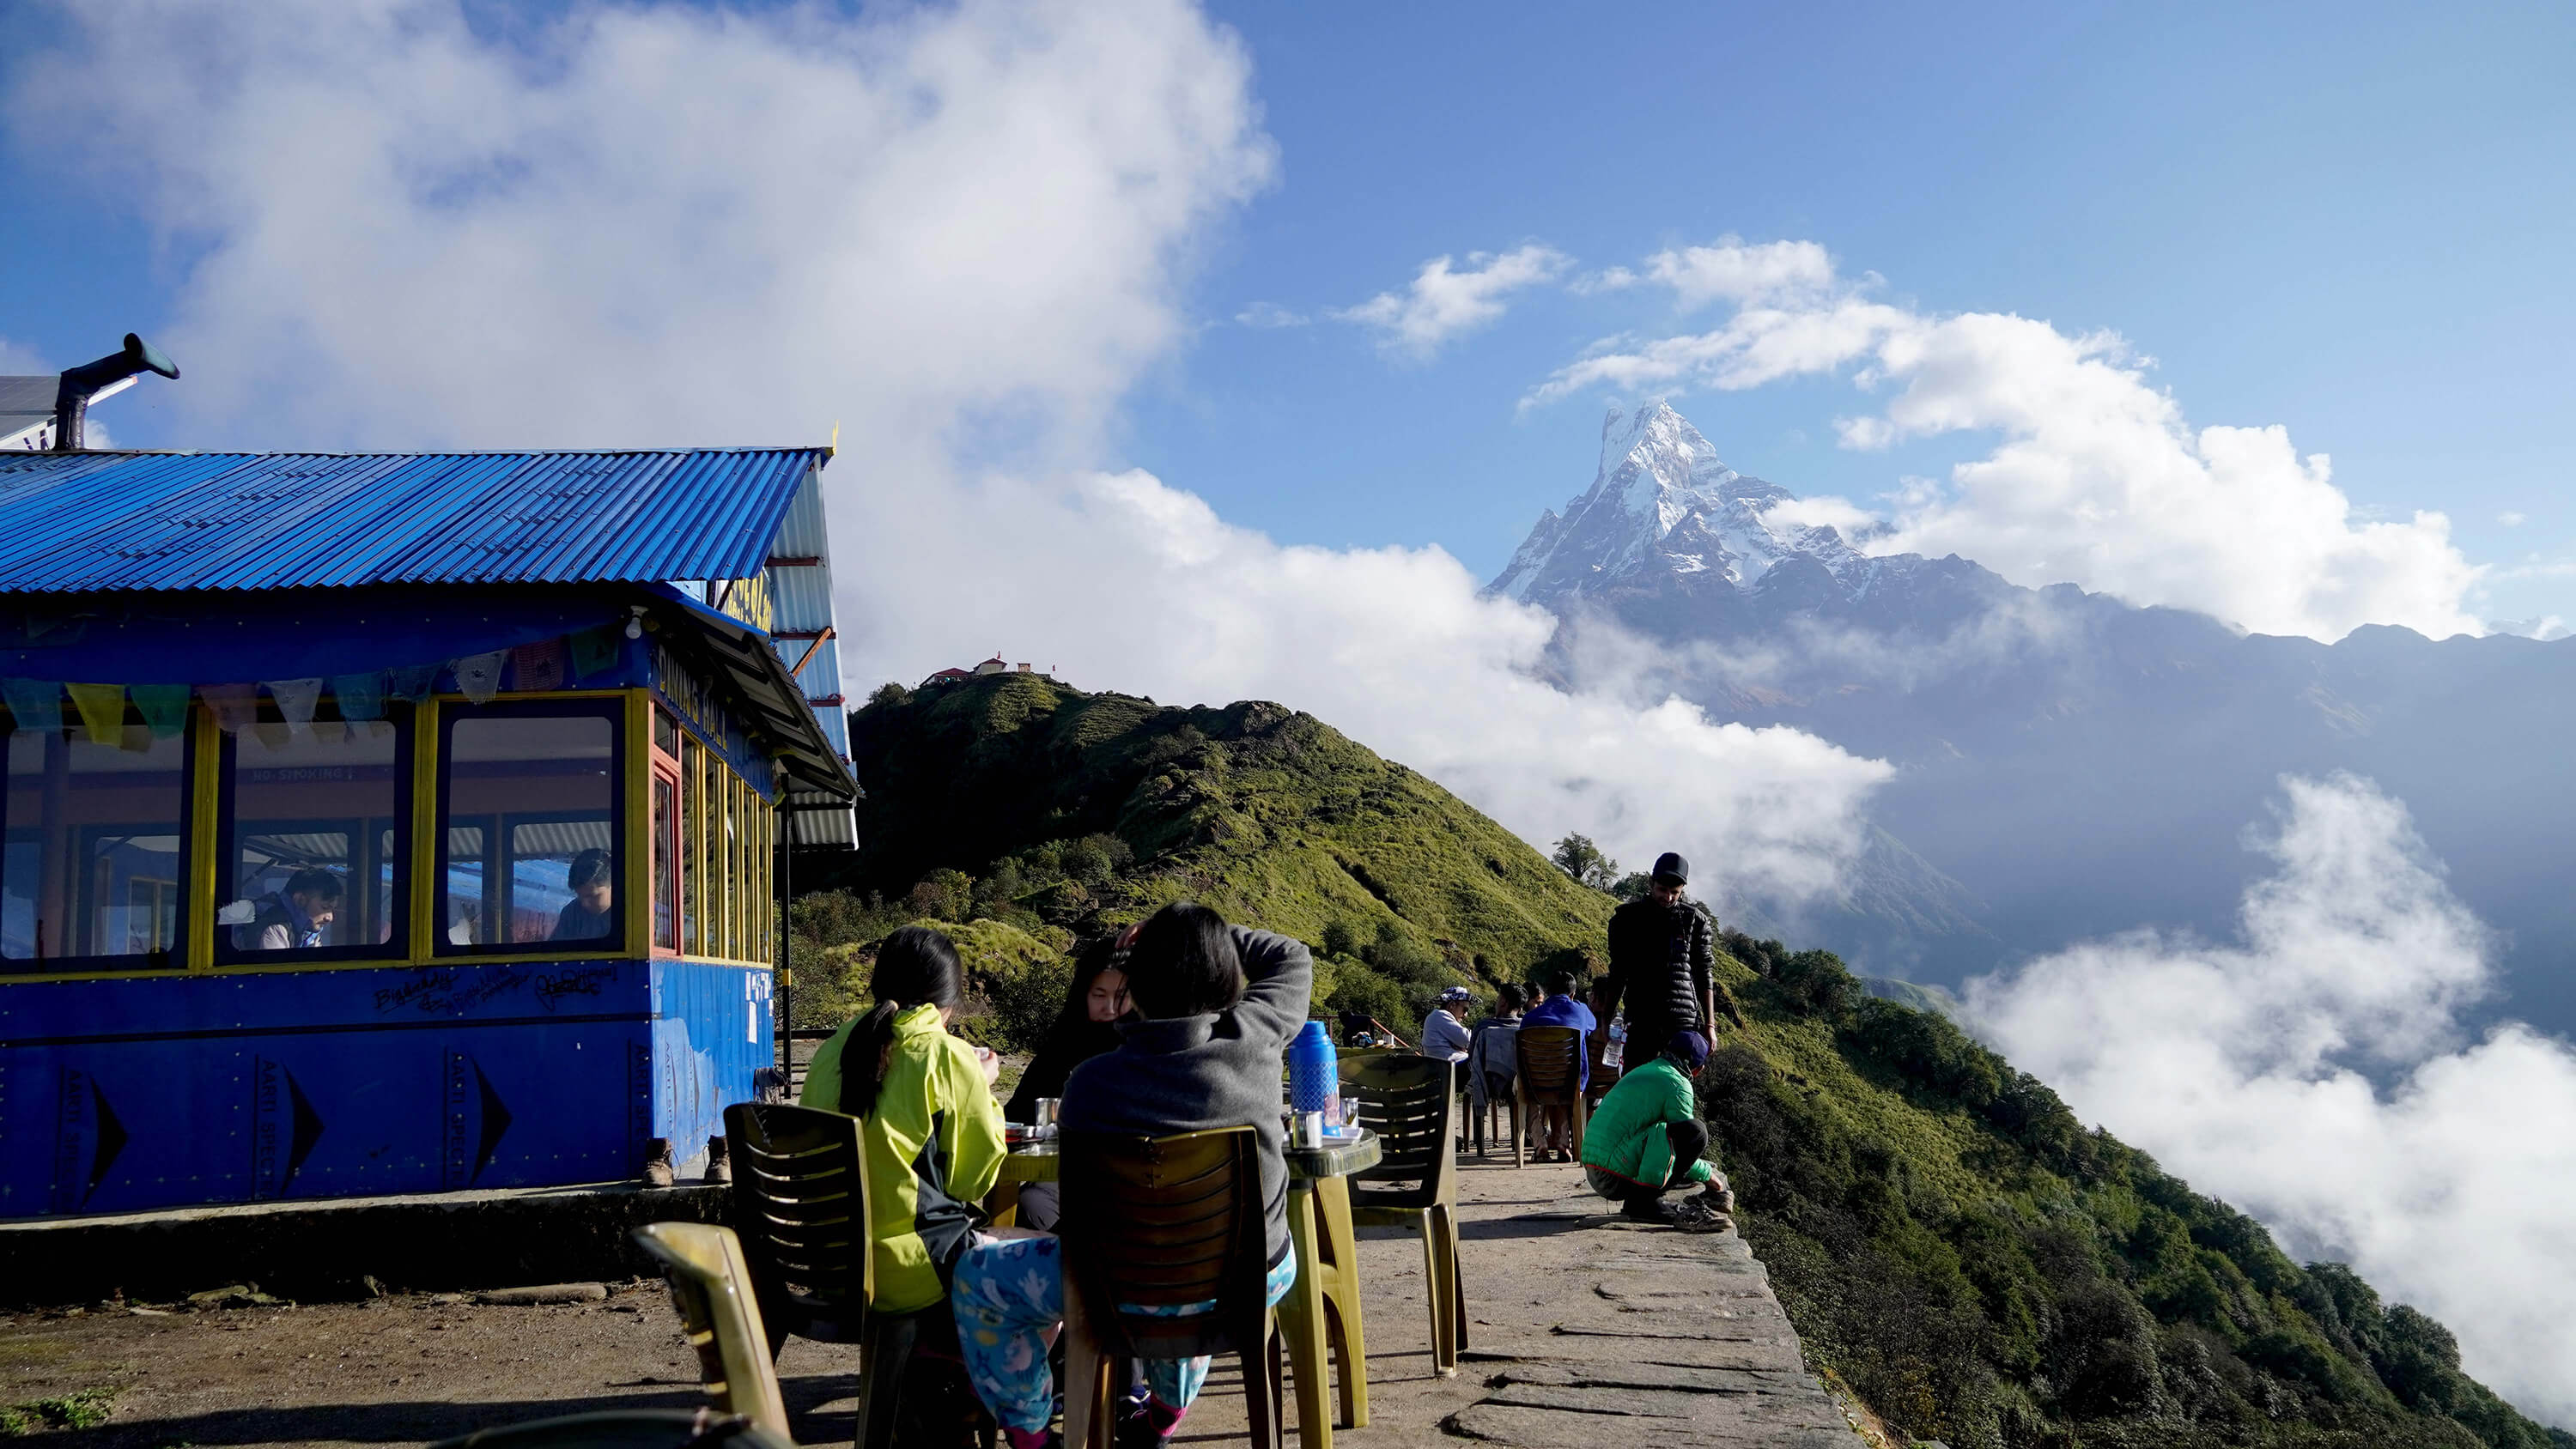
xmin=681 ymin=735 xmax=703 ymax=954
xmin=1 ymin=717 xmax=192 ymax=972
xmin=435 ymin=701 xmax=621 ymax=955
xmin=214 ymin=709 xmax=410 ymax=964
xmin=649 ymin=707 xmax=681 ymax=955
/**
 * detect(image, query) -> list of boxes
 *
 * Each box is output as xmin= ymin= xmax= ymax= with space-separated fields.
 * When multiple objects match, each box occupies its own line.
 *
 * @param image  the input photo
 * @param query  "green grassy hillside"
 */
xmin=794 ymin=672 xmax=2567 ymax=1449
xmin=799 ymin=673 xmax=1613 ymax=1028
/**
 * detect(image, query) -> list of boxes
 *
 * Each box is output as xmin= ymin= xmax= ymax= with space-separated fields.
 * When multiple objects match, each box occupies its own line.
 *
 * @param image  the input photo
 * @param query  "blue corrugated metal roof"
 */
xmin=0 ymin=448 xmax=827 ymax=593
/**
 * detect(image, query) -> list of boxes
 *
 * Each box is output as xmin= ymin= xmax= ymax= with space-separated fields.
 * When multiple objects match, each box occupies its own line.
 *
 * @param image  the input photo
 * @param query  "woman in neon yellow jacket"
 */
xmin=800 ymin=925 xmax=1005 ymax=1313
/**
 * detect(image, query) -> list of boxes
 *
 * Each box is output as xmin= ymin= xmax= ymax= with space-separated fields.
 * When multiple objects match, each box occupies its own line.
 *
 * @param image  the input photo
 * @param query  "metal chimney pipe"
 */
xmin=52 ymin=333 xmax=179 ymax=451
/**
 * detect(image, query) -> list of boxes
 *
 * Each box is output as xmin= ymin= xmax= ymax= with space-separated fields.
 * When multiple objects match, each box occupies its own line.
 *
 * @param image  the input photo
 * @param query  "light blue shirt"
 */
xmin=1419 ymin=1007 xmax=1473 ymax=1063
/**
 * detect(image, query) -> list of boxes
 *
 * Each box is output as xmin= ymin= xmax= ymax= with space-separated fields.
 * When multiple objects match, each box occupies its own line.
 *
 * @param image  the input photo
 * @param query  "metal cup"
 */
xmin=1033 ymin=1097 xmax=1060 ymax=1126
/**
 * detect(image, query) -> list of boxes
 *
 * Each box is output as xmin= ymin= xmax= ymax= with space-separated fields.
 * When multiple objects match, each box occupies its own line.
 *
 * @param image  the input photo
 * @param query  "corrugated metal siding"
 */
xmin=0 ymin=449 xmax=825 ymax=594
xmin=759 ymin=466 xmax=852 ymax=784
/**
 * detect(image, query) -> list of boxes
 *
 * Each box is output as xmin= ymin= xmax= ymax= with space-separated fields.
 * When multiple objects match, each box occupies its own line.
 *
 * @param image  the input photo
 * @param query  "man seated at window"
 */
xmin=238 ymin=869 xmax=343 ymax=951
xmin=551 ymin=848 xmax=614 ymax=941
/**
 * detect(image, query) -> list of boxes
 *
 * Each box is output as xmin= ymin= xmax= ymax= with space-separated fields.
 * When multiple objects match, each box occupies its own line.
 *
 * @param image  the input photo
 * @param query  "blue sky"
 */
xmin=4 ymin=0 xmax=2573 ymax=626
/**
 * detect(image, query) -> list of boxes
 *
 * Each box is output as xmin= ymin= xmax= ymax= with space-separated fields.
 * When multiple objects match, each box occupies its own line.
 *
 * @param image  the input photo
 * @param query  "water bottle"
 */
xmin=1605 ymin=1014 xmax=1627 ymax=1074
xmin=1289 ymin=1020 xmax=1340 ymax=1132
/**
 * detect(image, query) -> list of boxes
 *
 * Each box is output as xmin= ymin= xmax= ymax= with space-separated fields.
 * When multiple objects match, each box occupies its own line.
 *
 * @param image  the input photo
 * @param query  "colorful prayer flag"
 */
xmin=569 ymin=624 xmax=623 ymax=681
xmin=510 ymin=638 xmax=567 ymax=693
xmin=331 ymin=672 xmax=387 ymax=722
xmin=3 ymin=678 xmax=64 ymax=736
xmin=132 ymin=684 xmax=191 ymax=740
xmin=387 ymin=664 xmax=441 ymax=704
xmin=65 ymin=682 xmax=126 ymax=745
xmin=266 ymin=678 xmax=324 ymax=735
xmin=201 ymin=682 xmax=260 ymax=734
xmin=453 ymin=651 xmax=507 ymax=705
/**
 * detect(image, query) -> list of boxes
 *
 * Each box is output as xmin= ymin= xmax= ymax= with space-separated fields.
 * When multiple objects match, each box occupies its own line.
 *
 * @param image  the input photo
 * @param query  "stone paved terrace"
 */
xmin=0 ymin=1157 xmax=1870 ymax=1448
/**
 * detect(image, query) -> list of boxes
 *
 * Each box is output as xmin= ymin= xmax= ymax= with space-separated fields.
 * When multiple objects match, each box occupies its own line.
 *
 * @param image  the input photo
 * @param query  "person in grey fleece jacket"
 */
xmin=951 ymin=902 xmax=1311 ymax=1449
xmin=1060 ymin=906 xmax=1311 ymax=1270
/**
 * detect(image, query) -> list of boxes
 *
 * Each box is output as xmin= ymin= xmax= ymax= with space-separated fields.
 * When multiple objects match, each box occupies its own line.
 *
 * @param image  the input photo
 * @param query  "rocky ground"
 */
xmin=1 ymin=1156 xmax=1873 ymax=1448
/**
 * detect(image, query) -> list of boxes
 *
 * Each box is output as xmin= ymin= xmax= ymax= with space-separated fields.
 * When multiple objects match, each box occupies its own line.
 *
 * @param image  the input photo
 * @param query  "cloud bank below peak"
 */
xmin=1968 ymin=774 xmax=2576 ymax=1428
xmin=1528 ymin=239 xmax=2484 ymax=644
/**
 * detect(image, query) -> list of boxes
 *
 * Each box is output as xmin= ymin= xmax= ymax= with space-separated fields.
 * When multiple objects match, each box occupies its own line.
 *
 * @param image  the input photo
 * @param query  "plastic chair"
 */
xmin=632 ymin=1223 xmax=793 ymax=1443
xmin=1511 ymin=1027 xmax=1589 ymax=1169
xmin=723 ymin=1101 xmax=993 ymax=1449
xmin=1340 ymin=1054 xmax=1467 ymax=1376
xmin=1466 ymin=1022 xmax=1521 ymax=1156
xmin=430 ymin=1408 xmax=794 ymax=1449
xmin=1057 ymin=1126 xmax=1285 ymax=1449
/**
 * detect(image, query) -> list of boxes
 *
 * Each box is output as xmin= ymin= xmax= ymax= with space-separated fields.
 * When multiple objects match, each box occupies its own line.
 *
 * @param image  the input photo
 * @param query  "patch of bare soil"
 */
xmin=0 ymin=1283 xmax=871 ymax=1448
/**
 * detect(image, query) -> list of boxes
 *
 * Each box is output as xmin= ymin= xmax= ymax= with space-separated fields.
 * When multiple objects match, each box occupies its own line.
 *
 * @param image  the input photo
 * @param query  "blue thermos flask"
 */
xmin=1289 ymin=1020 xmax=1340 ymax=1131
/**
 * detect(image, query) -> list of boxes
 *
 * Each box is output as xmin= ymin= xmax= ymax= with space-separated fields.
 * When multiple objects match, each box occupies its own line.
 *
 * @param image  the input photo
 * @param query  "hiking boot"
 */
xmin=1669 ymin=1198 xmax=1731 ymax=1234
xmin=641 ymin=1137 xmax=676 ymax=1189
xmin=704 ymin=1135 xmax=732 ymax=1185
xmin=1620 ymin=1195 xmax=1680 ymax=1226
xmin=1698 ymin=1180 xmax=1735 ymax=1216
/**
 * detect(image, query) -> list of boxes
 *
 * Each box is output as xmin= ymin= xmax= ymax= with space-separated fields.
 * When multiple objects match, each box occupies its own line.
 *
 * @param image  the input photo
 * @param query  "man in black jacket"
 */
xmin=1591 ymin=852 xmax=1743 ymax=1082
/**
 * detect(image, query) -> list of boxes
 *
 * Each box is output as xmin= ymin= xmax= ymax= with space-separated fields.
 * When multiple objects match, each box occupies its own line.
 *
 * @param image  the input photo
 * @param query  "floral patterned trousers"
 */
xmin=950 ymin=1233 xmax=1297 ymax=1433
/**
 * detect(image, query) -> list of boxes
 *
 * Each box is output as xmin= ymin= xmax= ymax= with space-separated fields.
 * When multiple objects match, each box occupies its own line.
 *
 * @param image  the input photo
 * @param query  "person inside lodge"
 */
xmin=237 ymin=867 xmax=344 ymax=951
xmin=550 ymin=847 xmax=615 ymax=941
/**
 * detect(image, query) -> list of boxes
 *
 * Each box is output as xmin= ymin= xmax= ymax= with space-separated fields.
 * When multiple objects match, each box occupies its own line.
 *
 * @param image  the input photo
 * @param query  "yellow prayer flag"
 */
xmin=64 ymin=682 xmax=126 ymax=746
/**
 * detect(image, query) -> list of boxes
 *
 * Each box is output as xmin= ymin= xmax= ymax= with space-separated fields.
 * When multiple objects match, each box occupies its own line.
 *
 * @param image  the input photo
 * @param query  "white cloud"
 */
xmin=1527 ymin=242 xmax=2485 ymax=642
xmin=1234 ymin=301 xmax=1309 ymax=329
xmin=16 ymin=2 xmax=1891 ymax=908
xmin=2489 ymin=615 xmax=2571 ymax=641
xmin=1966 ymin=775 xmax=2576 ymax=1429
xmin=15 ymin=0 xmax=1276 ymax=461
xmin=2499 ymin=511 xmax=2528 ymax=527
xmin=1334 ymin=244 xmax=1570 ymax=360
xmin=1641 ymin=236 xmax=1836 ymax=311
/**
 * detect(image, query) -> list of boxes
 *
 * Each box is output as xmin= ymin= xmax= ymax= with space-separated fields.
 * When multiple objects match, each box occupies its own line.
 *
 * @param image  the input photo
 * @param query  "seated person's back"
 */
xmin=1060 ymin=904 xmax=1314 ymax=1270
xmin=800 ymin=925 xmax=1004 ymax=1313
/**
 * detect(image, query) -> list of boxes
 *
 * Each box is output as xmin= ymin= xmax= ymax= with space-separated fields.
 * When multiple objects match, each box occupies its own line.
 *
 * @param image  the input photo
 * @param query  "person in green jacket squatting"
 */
xmin=1578 ymin=1029 xmax=1736 ymax=1230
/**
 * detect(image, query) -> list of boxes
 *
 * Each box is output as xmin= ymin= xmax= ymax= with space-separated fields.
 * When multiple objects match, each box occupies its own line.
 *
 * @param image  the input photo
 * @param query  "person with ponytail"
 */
xmin=800 ymin=925 xmax=1006 ymax=1314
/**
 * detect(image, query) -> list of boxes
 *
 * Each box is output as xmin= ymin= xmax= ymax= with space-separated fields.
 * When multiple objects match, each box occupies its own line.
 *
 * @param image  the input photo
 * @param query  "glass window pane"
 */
xmin=681 ymin=737 xmax=701 ymax=955
xmin=3 ymin=724 xmax=189 ymax=967
xmin=441 ymin=712 xmax=615 ymax=950
xmin=223 ymin=719 xmax=401 ymax=955
xmin=752 ymin=803 xmax=768 ymax=963
xmin=653 ymin=772 xmax=678 ymax=952
xmin=726 ymin=772 xmax=744 ymax=959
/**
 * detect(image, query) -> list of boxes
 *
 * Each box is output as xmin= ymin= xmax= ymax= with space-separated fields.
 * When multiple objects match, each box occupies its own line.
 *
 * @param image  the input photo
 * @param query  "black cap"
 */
xmin=1651 ymin=852 xmax=1690 ymax=885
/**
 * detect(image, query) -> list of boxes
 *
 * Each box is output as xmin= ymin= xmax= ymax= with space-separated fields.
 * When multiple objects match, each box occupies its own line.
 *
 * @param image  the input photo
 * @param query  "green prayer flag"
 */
xmin=132 ymin=684 xmax=191 ymax=739
xmin=569 ymin=624 xmax=623 ymax=681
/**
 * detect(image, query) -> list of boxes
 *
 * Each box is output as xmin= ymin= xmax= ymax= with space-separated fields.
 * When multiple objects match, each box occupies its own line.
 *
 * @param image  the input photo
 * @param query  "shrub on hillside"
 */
xmin=1323 ymin=956 xmax=1409 ymax=1040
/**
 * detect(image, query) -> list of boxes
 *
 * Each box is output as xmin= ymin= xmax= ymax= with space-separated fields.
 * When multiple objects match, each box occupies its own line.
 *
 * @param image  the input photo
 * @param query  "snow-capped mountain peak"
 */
xmin=1489 ymin=400 xmax=1856 ymax=603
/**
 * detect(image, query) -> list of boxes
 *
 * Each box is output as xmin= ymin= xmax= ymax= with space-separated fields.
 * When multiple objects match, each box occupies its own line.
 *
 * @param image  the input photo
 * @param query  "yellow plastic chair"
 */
xmin=1058 ymin=1126 xmax=1286 ymax=1449
xmin=723 ymin=1100 xmax=996 ymax=1449
xmin=1511 ymin=1026 xmax=1589 ymax=1168
xmin=1342 ymin=1053 xmax=1467 ymax=1376
xmin=631 ymin=1222 xmax=792 ymax=1444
